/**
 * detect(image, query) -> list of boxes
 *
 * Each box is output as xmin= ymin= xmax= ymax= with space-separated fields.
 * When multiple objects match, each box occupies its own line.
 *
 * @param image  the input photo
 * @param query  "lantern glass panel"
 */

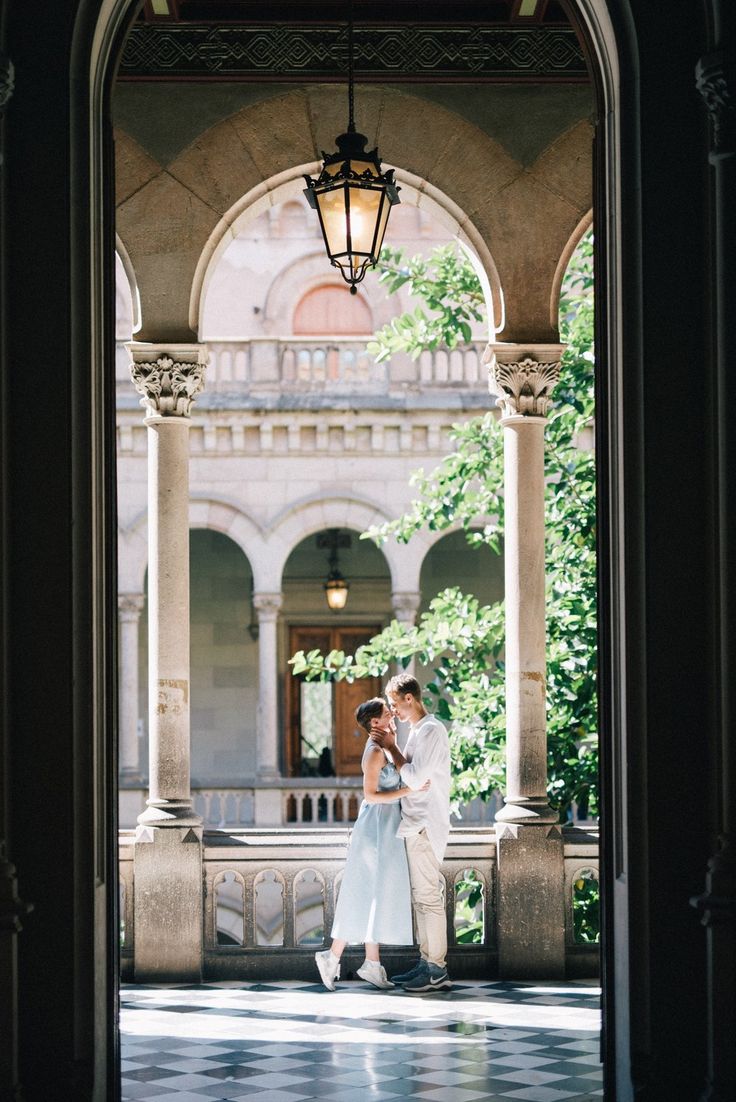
xmin=346 ymin=184 xmax=383 ymax=256
xmin=372 ymin=193 xmax=391 ymax=258
xmin=316 ymin=185 xmax=350 ymax=258
xmin=325 ymin=580 xmax=349 ymax=610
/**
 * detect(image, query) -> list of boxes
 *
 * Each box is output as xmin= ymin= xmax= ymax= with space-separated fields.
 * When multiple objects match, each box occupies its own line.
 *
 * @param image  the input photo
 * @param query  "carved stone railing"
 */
xmin=117 ymin=339 xmax=488 ymax=396
xmin=119 ymin=824 xmax=598 ymax=981
xmin=119 ymin=780 xmax=507 ymax=830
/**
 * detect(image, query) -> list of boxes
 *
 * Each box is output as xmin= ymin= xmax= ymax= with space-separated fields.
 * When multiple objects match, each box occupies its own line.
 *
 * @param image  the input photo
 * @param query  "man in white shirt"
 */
xmin=371 ymin=672 xmax=452 ymax=992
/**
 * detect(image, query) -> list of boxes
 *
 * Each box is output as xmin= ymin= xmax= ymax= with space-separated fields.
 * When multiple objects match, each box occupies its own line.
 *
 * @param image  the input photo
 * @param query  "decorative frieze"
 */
xmin=119 ymin=25 xmax=587 ymax=82
xmin=116 ymin=413 xmax=454 ymax=456
xmin=128 ymin=346 xmax=208 ymax=419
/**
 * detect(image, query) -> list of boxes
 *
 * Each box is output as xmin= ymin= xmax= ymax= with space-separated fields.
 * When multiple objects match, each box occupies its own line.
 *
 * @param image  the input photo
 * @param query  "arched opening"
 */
xmin=9 ymin=0 xmax=722 ymax=1096
xmin=104 ymin=5 xmax=614 ymax=1097
xmin=282 ymin=526 xmax=391 ymax=778
xmin=109 ymin=6 xmax=608 ymax=1095
xmin=118 ymin=530 xmax=257 ymax=829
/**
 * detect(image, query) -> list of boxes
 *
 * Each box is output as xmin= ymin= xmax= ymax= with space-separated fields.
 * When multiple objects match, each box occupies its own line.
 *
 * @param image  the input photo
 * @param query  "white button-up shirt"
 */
xmin=397 ymin=714 xmax=451 ymax=861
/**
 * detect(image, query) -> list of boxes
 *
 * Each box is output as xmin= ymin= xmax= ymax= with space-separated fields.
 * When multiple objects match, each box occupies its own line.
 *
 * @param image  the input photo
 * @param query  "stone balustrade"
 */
xmin=119 ymin=781 xmax=508 ymax=830
xmin=118 ymin=824 xmax=599 ymax=982
xmin=119 ymin=339 xmax=488 ymax=397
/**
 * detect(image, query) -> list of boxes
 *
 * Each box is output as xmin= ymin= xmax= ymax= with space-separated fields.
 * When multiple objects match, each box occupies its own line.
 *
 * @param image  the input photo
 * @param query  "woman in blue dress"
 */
xmin=315 ymin=697 xmax=429 ymax=990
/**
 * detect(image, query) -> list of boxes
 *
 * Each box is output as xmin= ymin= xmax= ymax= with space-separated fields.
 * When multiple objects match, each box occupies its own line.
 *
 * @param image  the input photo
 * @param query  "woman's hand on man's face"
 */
xmin=370 ymin=719 xmax=395 ymax=748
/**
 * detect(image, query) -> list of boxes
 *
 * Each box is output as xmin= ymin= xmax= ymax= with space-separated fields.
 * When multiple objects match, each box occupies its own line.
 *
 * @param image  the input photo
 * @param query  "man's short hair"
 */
xmin=355 ymin=697 xmax=386 ymax=734
xmin=386 ymin=673 xmax=421 ymax=699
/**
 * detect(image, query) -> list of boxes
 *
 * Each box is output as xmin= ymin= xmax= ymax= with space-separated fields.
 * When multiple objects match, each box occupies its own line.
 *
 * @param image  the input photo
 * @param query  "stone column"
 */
xmin=253 ymin=592 xmax=283 ymax=825
xmin=118 ymin=593 xmax=145 ymax=778
xmin=486 ymin=342 xmax=567 ymax=978
xmin=392 ymin=591 xmax=421 ymax=677
xmin=128 ymin=343 xmax=207 ymax=982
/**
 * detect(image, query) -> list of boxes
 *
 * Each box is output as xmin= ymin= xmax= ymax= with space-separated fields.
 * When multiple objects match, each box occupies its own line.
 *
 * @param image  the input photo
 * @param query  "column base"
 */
xmin=256 ymin=766 xmax=280 ymax=781
xmin=138 ymin=799 xmax=202 ymax=828
xmin=133 ymin=823 xmax=203 ymax=982
xmin=495 ymin=797 xmax=560 ymax=825
xmin=495 ymin=821 xmax=566 ymax=978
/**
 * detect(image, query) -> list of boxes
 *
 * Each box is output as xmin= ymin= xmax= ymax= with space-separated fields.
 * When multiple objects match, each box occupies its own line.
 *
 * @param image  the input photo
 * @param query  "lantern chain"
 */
xmin=347 ymin=0 xmax=355 ymax=133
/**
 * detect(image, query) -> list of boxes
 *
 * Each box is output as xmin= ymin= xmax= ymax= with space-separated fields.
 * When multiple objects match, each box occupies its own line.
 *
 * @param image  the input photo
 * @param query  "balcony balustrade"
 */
xmin=119 ymin=780 xmax=506 ymax=831
xmin=119 ymin=823 xmax=599 ymax=981
xmin=118 ymin=339 xmax=488 ymax=397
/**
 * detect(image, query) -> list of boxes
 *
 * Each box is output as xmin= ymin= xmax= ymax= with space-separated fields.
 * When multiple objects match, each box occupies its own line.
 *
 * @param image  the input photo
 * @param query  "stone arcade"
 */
xmin=1 ymin=2 xmax=734 ymax=1100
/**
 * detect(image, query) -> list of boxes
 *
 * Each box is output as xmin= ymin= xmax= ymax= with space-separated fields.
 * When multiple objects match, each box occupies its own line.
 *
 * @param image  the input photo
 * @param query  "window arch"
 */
xmin=293 ymin=283 xmax=373 ymax=335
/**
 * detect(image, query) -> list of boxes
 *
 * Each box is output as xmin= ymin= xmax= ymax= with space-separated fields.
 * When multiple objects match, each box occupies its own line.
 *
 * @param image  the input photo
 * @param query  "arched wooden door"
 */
xmin=287 ymin=625 xmax=382 ymax=776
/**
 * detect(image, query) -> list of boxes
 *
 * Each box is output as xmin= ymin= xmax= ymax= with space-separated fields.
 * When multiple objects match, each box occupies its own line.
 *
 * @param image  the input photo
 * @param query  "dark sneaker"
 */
xmin=403 ymin=963 xmax=452 ymax=992
xmin=390 ymin=960 xmax=426 ymax=985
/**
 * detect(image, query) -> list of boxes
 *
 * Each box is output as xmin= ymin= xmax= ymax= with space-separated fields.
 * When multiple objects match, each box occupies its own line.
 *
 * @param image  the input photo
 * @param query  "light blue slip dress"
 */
xmin=330 ymin=742 xmax=413 ymax=945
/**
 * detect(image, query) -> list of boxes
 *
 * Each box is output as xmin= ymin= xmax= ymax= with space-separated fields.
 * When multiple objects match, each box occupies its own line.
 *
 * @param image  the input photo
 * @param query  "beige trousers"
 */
xmin=405 ymin=829 xmax=447 ymax=969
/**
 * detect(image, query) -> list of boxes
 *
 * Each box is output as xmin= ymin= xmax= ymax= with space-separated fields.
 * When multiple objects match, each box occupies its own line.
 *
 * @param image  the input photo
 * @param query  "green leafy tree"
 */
xmin=291 ymin=235 xmax=597 ymax=821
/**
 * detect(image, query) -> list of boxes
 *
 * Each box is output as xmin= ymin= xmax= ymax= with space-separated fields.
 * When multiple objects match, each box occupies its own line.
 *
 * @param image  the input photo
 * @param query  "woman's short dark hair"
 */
xmin=386 ymin=673 xmax=421 ymax=699
xmin=355 ymin=697 xmax=385 ymax=733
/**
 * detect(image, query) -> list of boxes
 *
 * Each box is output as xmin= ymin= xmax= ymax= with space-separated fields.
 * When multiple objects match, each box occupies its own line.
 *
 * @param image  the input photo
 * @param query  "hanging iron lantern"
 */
xmin=324 ymin=561 xmax=350 ymax=611
xmin=303 ymin=5 xmax=400 ymax=293
xmin=319 ymin=529 xmax=350 ymax=611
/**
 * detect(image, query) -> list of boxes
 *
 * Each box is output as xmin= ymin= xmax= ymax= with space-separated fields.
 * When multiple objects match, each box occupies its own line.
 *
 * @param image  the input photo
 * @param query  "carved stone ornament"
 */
xmin=0 ymin=54 xmax=14 ymax=111
xmin=130 ymin=355 xmax=206 ymax=418
xmin=391 ymin=592 xmax=421 ymax=618
xmin=253 ymin=592 xmax=283 ymax=621
xmin=118 ymin=592 xmax=146 ymax=620
xmin=696 ymin=51 xmax=735 ymax=159
xmin=490 ymin=356 xmax=561 ymax=419
xmin=120 ymin=25 xmax=586 ymax=82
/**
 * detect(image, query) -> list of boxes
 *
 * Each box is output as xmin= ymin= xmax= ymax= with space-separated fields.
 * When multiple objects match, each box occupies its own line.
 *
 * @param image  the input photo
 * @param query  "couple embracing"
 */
xmin=315 ymin=672 xmax=452 ymax=993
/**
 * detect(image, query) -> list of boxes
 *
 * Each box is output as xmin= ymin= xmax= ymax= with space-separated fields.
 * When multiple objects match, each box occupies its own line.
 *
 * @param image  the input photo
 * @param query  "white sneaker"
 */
xmin=315 ymin=949 xmax=341 ymax=991
xmin=357 ymin=960 xmax=395 ymax=989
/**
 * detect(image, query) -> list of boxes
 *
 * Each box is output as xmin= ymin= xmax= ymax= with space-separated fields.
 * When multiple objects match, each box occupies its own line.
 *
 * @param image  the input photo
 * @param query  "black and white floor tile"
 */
xmin=121 ymin=979 xmax=602 ymax=1101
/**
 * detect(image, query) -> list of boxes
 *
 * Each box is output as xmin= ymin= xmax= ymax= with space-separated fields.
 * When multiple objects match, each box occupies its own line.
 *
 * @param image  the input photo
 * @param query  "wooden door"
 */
xmin=287 ymin=625 xmax=382 ymax=776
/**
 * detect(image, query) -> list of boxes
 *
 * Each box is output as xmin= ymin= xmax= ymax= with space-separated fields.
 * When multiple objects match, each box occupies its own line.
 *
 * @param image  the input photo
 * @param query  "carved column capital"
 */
xmin=391 ymin=591 xmax=421 ymax=622
xmin=253 ymin=592 xmax=283 ymax=623
xmin=118 ymin=592 xmax=146 ymax=622
xmin=696 ymin=51 xmax=736 ymax=159
xmin=483 ymin=343 xmax=564 ymax=420
xmin=126 ymin=343 xmax=208 ymax=420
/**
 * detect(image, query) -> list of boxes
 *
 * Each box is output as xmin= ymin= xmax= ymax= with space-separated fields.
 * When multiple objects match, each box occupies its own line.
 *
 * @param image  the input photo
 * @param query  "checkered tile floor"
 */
xmin=121 ymin=979 xmax=602 ymax=1101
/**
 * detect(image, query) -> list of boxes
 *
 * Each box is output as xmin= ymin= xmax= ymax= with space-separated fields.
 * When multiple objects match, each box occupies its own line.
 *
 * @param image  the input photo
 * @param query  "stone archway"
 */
xmin=107 ymin=3 xmax=614 ymax=1092
xmin=3 ymin=0 xmax=715 ymax=1095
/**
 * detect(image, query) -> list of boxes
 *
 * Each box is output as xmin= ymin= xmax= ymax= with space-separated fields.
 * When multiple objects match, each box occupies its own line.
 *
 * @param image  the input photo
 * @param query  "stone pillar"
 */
xmin=118 ymin=593 xmax=145 ymax=778
xmin=253 ymin=592 xmax=283 ymax=825
xmin=128 ymin=342 xmax=207 ymax=982
xmin=392 ymin=591 xmax=421 ymax=677
xmin=486 ymin=342 xmax=567 ymax=978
